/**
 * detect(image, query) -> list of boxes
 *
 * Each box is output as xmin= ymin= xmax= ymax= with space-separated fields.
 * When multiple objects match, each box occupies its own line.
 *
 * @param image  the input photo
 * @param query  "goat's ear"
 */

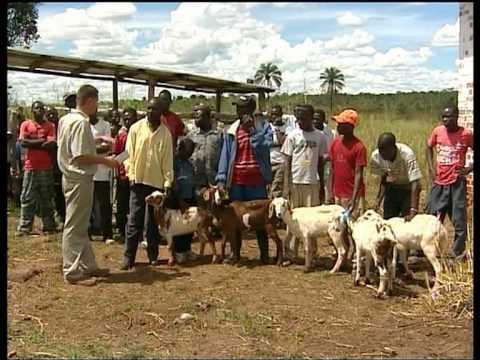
xmin=376 ymin=222 xmax=382 ymax=233
xmin=287 ymin=199 xmax=292 ymax=213
xmin=268 ymin=202 xmax=274 ymax=219
xmin=203 ymin=190 xmax=210 ymax=202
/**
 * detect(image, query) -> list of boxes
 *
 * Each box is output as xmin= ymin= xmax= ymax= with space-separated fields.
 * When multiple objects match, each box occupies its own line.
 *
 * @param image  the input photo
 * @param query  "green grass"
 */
xmin=354 ymin=112 xmax=439 ymax=206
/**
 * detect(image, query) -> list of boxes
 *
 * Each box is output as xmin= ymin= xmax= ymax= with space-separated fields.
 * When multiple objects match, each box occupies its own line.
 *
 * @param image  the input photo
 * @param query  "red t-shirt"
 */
xmin=232 ymin=125 xmax=264 ymax=186
xmin=113 ymin=127 xmax=129 ymax=180
xmin=428 ymin=125 xmax=473 ymax=185
xmin=329 ymin=136 xmax=367 ymax=198
xmin=19 ymin=119 xmax=56 ymax=171
xmin=161 ymin=111 xmax=185 ymax=146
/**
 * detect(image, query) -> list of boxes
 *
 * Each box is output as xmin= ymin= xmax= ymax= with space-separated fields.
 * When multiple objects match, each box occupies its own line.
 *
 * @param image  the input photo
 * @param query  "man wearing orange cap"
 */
xmin=328 ymin=108 xmax=367 ymax=217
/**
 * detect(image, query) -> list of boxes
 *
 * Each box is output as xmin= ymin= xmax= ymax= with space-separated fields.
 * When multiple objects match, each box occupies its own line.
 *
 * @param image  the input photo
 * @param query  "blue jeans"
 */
xmin=426 ymin=177 xmax=467 ymax=256
xmin=228 ymin=184 xmax=269 ymax=260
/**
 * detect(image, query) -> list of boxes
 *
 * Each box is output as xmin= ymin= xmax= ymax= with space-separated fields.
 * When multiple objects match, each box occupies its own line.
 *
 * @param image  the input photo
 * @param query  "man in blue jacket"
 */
xmin=216 ymin=95 xmax=273 ymax=265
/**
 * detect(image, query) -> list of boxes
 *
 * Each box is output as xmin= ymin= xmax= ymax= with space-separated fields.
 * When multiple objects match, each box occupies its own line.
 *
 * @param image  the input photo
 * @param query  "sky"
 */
xmin=7 ymin=2 xmax=461 ymax=104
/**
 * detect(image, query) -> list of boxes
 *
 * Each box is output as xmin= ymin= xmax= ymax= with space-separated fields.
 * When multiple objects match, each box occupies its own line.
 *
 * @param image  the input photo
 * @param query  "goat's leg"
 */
xmin=399 ymin=249 xmax=415 ymax=280
xmin=423 ymin=245 xmax=442 ymax=294
xmin=267 ymin=225 xmax=283 ymax=266
xmin=304 ymin=236 xmax=314 ymax=273
xmin=167 ymin=235 xmax=175 ymax=266
xmin=354 ymin=247 xmax=362 ymax=285
xmin=328 ymin=227 xmax=346 ymax=273
xmin=365 ymin=253 xmax=372 ymax=285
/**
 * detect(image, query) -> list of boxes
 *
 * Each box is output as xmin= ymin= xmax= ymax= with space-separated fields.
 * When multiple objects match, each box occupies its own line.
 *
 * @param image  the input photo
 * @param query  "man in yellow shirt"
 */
xmin=121 ymin=97 xmax=174 ymax=270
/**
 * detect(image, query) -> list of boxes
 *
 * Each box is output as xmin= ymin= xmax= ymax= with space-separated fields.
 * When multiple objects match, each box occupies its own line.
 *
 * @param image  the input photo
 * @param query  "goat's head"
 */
xmin=200 ymin=185 xmax=229 ymax=208
xmin=371 ymin=221 xmax=396 ymax=269
xmin=145 ymin=190 xmax=166 ymax=208
xmin=270 ymin=197 xmax=291 ymax=220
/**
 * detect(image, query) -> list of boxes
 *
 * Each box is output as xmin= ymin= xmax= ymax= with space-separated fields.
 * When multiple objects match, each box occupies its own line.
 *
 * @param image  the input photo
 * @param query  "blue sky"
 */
xmin=8 ymin=2 xmax=460 ymax=103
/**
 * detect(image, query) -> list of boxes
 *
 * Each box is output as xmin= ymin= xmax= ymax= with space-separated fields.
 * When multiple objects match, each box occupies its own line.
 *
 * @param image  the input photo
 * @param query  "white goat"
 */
xmin=271 ymin=198 xmax=350 ymax=273
xmin=145 ymin=191 xmax=218 ymax=266
xmin=350 ymin=209 xmax=397 ymax=298
xmin=385 ymin=214 xmax=448 ymax=293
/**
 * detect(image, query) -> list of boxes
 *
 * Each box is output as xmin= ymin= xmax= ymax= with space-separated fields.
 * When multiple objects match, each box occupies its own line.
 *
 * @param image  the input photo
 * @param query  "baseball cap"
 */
xmin=332 ymin=109 xmax=359 ymax=127
xmin=232 ymin=95 xmax=256 ymax=108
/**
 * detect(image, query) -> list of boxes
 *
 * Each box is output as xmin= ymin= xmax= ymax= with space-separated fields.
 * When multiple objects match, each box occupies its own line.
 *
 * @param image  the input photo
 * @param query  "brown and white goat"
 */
xmin=145 ymin=191 xmax=218 ymax=266
xmin=199 ymin=186 xmax=284 ymax=265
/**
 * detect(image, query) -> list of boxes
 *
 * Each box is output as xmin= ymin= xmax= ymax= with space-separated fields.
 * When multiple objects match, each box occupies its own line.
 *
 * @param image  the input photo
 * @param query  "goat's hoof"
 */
xmin=375 ymin=292 xmax=388 ymax=300
xmin=329 ymin=268 xmax=340 ymax=274
xmin=354 ymin=278 xmax=361 ymax=286
xmin=365 ymin=277 xmax=373 ymax=285
xmin=282 ymin=260 xmax=293 ymax=267
xmin=167 ymin=258 xmax=175 ymax=267
xmin=211 ymin=256 xmax=218 ymax=264
xmin=303 ymin=267 xmax=314 ymax=274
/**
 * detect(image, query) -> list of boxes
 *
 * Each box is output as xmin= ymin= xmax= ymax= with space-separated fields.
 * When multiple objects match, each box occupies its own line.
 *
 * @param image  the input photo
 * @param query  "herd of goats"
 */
xmin=145 ymin=186 xmax=448 ymax=300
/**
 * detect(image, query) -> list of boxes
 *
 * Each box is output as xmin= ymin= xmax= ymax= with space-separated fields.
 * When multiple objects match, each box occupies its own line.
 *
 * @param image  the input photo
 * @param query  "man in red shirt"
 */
xmin=158 ymin=90 xmax=185 ymax=146
xmin=16 ymin=101 xmax=57 ymax=235
xmin=113 ymin=107 xmax=138 ymax=243
xmin=328 ymin=109 xmax=367 ymax=218
xmin=426 ymin=106 xmax=474 ymax=261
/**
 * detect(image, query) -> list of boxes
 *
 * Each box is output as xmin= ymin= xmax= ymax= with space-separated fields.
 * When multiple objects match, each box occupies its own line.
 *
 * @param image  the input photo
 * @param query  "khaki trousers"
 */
xmin=290 ymin=183 xmax=320 ymax=209
xmin=62 ymin=176 xmax=99 ymax=280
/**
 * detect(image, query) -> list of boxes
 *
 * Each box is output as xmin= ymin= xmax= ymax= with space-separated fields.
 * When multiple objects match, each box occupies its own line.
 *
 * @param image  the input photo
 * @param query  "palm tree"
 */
xmin=254 ymin=63 xmax=282 ymax=89
xmin=319 ymin=67 xmax=345 ymax=117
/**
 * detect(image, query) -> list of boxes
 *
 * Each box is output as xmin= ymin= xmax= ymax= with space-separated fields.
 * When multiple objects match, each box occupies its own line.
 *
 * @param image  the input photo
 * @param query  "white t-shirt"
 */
xmin=370 ymin=142 xmax=422 ymax=185
xmin=90 ymin=119 xmax=112 ymax=182
xmin=281 ymin=128 xmax=328 ymax=184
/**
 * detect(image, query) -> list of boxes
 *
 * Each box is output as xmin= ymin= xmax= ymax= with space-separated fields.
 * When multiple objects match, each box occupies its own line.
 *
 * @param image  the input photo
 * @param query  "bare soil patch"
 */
xmin=7 ymin=214 xmax=472 ymax=358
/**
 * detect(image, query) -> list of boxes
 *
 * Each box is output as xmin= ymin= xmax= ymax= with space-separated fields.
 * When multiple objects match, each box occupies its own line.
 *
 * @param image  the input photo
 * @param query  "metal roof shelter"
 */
xmin=7 ymin=48 xmax=275 ymax=112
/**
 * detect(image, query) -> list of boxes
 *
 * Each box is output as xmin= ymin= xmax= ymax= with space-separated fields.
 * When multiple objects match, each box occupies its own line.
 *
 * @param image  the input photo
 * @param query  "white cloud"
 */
xmin=325 ymin=29 xmax=374 ymax=50
xmin=403 ymin=3 xmax=427 ymax=6
xmin=337 ymin=11 xmax=363 ymax=26
xmin=87 ymin=2 xmax=137 ymax=20
xmin=372 ymin=47 xmax=432 ymax=67
xmin=8 ymin=2 xmax=459 ymax=102
xmin=432 ymin=19 xmax=459 ymax=47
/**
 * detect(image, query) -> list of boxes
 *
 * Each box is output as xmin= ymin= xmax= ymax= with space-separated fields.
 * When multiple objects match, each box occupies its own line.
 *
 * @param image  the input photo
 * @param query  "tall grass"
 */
xmin=353 ymin=112 xmax=440 ymax=207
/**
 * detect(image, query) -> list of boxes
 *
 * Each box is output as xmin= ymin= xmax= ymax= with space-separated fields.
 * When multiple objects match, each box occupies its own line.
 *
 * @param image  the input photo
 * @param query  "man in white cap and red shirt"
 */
xmin=328 ymin=108 xmax=367 ymax=218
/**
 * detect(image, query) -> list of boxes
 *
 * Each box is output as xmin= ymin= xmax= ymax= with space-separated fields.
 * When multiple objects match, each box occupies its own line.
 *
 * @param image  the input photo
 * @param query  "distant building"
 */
xmin=457 ymin=2 xmax=474 ymax=206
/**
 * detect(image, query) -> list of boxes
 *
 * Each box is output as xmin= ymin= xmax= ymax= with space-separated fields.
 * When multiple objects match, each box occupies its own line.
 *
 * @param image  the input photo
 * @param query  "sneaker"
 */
xmin=64 ymin=274 xmax=97 ymax=286
xmin=141 ymin=240 xmax=148 ymax=249
xmin=120 ymin=258 xmax=134 ymax=271
xmin=186 ymin=251 xmax=199 ymax=261
xmin=105 ymin=239 xmax=115 ymax=245
xmin=223 ymin=254 xmax=240 ymax=265
xmin=176 ymin=252 xmax=187 ymax=264
xmin=85 ymin=268 xmax=111 ymax=277
xmin=149 ymin=260 xmax=159 ymax=266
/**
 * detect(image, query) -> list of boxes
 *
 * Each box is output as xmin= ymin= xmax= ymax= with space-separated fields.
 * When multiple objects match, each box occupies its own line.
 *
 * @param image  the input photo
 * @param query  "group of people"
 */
xmin=8 ymin=83 xmax=473 ymax=286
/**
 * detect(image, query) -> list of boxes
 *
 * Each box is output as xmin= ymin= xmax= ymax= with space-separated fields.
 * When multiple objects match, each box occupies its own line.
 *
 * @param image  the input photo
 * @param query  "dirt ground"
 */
xmin=7 ymin=212 xmax=473 ymax=359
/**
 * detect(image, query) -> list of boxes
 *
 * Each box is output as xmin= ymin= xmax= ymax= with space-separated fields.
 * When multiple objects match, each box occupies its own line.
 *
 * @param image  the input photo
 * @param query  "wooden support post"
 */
xmin=112 ymin=78 xmax=119 ymax=110
xmin=148 ymin=79 xmax=155 ymax=100
xmin=215 ymin=91 xmax=222 ymax=113
xmin=258 ymin=91 xmax=266 ymax=112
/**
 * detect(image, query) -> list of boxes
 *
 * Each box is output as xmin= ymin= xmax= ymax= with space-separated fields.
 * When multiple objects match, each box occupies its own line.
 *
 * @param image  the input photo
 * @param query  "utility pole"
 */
xmin=303 ymin=59 xmax=307 ymax=104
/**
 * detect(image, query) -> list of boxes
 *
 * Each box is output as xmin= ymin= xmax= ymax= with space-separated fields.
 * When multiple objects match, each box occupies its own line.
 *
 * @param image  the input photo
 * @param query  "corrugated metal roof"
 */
xmin=7 ymin=48 xmax=275 ymax=94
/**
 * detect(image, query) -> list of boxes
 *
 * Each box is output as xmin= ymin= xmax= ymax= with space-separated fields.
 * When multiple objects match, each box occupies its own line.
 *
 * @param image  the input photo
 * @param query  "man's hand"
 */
xmin=404 ymin=208 xmax=418 ymax=222
xmin=456 ymin=166 xmax=473 ymax=177
xmin=103 ymin=156 xmax=120 ymax=169
xmin=41 ymin=140 xmax=56 ymax=149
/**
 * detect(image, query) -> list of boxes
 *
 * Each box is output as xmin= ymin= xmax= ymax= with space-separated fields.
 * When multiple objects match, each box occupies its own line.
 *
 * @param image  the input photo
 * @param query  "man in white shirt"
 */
xmin=313 ymin=108 xmax=335 ymax=202
xmin=268 ymin=104 xmax=289 ymax=198
xmin=89 ymin=111 xmax=114 ymax=244
xmin=282 ymin=104 xmax=328 ymax=208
